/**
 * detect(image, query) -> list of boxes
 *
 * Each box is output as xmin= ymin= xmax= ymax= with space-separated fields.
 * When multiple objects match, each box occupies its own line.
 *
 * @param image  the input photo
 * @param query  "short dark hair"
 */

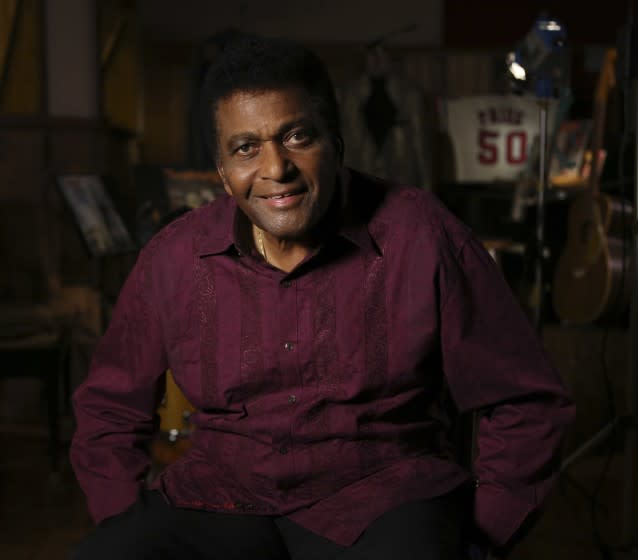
xmin=200 ymin=33 xmax=342 ymax=161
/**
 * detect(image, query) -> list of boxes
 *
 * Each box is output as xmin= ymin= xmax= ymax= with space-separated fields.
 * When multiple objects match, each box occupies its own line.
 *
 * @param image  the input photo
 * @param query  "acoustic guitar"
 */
xmin=552 ymin=48 xmax=633 ymax=325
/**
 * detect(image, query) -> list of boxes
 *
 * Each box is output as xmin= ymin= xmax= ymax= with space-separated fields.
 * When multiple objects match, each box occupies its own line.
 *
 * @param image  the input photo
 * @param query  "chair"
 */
xmin=0 ymin=315 xmax=71 ymax=471
xmin=0 ymin=287 xmax=101 ymax=472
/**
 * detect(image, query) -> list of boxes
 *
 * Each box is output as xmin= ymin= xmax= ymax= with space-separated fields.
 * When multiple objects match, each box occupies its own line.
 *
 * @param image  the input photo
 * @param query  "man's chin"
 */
xmin=265 ymin=227 xmax=311 ymax=243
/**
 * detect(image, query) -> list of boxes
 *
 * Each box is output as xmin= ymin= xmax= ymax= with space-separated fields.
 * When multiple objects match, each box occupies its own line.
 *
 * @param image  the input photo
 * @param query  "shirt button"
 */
xmin=283 ymin=342 xmax=295 ymax=351
xmin=288 ymin=394 xmax=297 ymax=404
xmin=279 ymin=446 xmax=289 ymax=455
xmin=282 ymin=280 xmax=292 ymax=288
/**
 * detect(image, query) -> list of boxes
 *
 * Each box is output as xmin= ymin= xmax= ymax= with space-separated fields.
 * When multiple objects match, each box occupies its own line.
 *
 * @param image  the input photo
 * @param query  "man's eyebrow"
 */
xmin=225 ymin=131 xmax=260 ymax=148
xmin=276 ymin=117 xmax=315 ymax=133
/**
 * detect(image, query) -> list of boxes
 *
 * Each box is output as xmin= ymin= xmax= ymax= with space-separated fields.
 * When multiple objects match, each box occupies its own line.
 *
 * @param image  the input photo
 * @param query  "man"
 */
xmin=70 ymin=34 xmax=575 ymax=560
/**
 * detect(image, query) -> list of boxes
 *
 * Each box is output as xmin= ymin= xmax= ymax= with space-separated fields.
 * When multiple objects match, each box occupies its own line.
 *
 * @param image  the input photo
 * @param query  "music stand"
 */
xmin=57 ymin=174 xmax=138 ymax=331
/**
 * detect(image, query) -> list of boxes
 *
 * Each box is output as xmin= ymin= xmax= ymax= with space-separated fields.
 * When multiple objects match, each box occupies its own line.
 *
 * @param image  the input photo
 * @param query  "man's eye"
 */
xmin=235 ymin=143 xmax=254 ymax=155
xmin=285 ymin=130 xmax=312 ymax=147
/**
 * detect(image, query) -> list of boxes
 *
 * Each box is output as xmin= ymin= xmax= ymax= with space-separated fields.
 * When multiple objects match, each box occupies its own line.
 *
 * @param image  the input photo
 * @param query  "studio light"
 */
xmin=507 ymin=14 xmax=568 ymax=98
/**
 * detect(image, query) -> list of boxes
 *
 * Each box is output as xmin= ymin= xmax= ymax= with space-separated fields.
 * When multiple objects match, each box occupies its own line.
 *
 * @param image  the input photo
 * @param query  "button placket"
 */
xmin=277 ymin=271 xmax=298 ymax=463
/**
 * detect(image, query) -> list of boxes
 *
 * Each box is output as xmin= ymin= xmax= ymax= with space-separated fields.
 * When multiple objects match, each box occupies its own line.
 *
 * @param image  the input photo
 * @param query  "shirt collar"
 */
xmin=195 ymin=167 xmax=383 ymax=258
xmin=338 ymin=168 xmax=384 ymax=256
xmin=194 ymin=195 xmax=237 ymax=257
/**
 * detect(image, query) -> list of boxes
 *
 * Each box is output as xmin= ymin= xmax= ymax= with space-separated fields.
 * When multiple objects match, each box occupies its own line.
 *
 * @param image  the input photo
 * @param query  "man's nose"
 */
xmin=259 ymin=141 xmax=292 ymax=182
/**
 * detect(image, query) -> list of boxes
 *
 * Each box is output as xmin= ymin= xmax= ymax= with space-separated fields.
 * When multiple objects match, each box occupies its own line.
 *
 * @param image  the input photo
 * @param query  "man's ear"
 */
xmin=217 ymin=164 xmax=232 ymax=196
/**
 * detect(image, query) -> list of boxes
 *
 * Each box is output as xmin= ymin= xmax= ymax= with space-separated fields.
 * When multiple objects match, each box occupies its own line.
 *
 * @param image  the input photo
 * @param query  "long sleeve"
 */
xmin=70 ymin=248 xmax=168 ymax=524
xmin=439 ymin=233 xmax=575 ymax=547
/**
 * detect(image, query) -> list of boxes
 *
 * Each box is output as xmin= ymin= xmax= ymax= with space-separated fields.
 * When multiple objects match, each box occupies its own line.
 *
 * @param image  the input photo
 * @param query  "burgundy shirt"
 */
xmin=70 ymin=169 xmax=574 ymax=547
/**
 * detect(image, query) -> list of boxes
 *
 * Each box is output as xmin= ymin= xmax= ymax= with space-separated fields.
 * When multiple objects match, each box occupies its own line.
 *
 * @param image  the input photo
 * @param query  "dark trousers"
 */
xmin=70 ymin=489 xmax=471 ymax=560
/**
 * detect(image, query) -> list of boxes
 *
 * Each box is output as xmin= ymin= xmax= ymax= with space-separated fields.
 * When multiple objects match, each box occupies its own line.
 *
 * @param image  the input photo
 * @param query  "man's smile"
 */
xmin=257 ymin=186 xmax=307 ymax=207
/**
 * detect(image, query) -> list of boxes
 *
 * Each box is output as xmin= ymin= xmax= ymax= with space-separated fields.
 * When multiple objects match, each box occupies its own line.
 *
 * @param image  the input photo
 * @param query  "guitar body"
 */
xmin=551 ymin=48 xmax=633 ymax=325
xmin=552 ymin=192 xmax=633 ymax=324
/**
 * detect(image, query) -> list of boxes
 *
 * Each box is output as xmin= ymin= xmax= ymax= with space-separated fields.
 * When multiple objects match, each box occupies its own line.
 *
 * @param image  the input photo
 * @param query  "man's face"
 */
xmin=215 ymin=87 xmax=341 ymax=242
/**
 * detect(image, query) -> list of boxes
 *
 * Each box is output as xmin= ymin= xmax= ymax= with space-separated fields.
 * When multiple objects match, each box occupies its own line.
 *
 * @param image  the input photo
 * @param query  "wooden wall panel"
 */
xmin=0 ymin=0 xmax=43 ymax=115
xmin=0 ymin=1 xmax=20 ymax=77
xmin=140 ymin=41 xmax=190 ymax=165
xmin=0 ymin=125 xmax=45 ymax=202
xmin=100 ymin=0 xmax=143 ymax=133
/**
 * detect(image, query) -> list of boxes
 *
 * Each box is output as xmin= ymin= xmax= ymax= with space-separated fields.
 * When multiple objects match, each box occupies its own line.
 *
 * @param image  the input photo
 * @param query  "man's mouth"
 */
xmin=260 ymin=187 xmax=306 ymax=199
xmin=258 ymin=187 xmax=307 ymax=208
xmin=264 ymin=192 xmax=296 ymax=200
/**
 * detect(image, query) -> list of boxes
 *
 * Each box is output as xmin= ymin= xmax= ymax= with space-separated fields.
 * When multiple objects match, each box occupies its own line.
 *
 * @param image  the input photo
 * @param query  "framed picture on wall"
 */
xmin=58 ymin=174 xmax=137 ymax=257
xmin=162 ymin=168 xmax=225 ymax=212
xmin=549 ymin=119 xmax=593 ymax=188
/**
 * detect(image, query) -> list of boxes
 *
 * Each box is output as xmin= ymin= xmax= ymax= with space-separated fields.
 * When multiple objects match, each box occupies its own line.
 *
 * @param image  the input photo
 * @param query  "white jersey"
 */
xmin=443 ymin=95 xmax=554 ymax=183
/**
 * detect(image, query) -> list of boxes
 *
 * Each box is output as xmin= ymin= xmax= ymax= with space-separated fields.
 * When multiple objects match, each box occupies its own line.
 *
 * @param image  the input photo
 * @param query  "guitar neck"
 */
xmin=587 ymin=48 xmax=617 ymax=198
xmin=587 ymin=97 xmax=608 ymax=198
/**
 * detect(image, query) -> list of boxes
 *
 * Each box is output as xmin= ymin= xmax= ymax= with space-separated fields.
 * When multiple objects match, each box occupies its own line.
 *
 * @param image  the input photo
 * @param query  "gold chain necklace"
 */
xmin=256 ymin=227 xmax=268 ymax=264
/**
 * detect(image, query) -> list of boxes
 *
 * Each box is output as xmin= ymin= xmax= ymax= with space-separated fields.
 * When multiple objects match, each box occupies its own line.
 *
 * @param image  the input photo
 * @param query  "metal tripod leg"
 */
xmin=560 ymin=417 xmax=619 ymax=472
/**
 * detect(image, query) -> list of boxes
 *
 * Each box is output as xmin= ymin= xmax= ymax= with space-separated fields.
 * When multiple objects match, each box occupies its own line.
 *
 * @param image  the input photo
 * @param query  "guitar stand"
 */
xmin=559 ymin=5 xmax=638 ymax=546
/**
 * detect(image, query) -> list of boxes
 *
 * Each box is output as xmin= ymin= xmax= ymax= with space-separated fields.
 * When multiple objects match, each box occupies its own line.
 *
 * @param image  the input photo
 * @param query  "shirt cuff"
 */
xmin=473 ymin=482 xmax=536 ymax=547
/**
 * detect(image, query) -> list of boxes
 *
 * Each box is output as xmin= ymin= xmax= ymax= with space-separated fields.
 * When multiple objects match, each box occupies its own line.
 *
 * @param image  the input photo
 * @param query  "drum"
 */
xmin=482 ymin=238 xmax=525 ymax=271
xmin=157 ymin=370 xmax=195 ymax=441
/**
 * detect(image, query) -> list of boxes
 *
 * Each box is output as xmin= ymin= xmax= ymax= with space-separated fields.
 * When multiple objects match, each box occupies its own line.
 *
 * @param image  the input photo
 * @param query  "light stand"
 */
xmin=507 ymin=15 xmax=568 ymax=332
xmin=533 ymin=99 xmax=550 ymax=331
